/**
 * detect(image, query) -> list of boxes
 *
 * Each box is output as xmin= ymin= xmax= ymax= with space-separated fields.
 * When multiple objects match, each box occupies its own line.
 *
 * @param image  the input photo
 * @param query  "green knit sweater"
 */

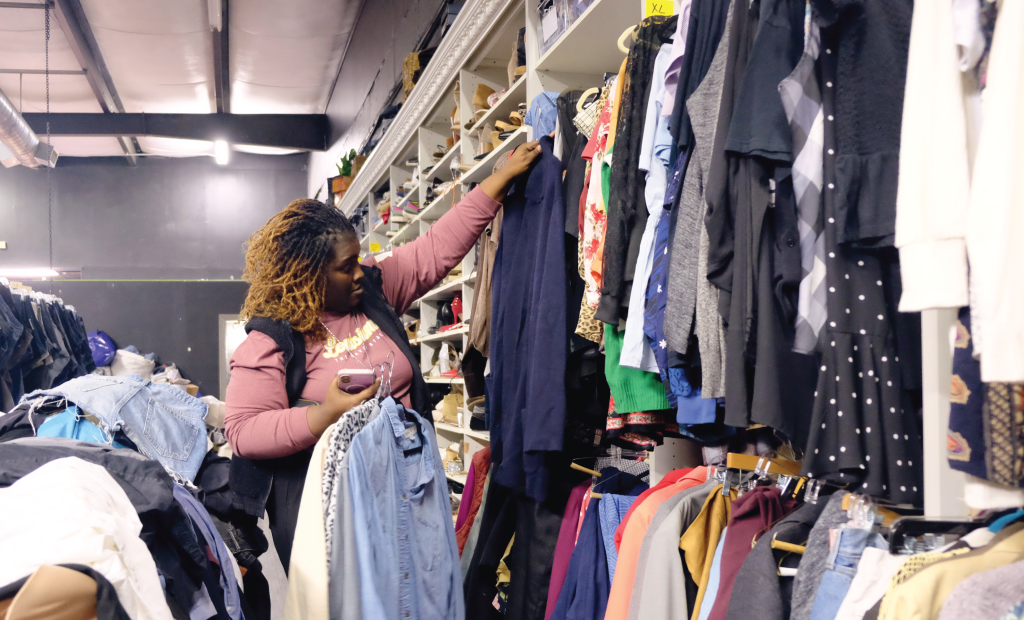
xmin=603 ymin=323 xmax=671 ymax=413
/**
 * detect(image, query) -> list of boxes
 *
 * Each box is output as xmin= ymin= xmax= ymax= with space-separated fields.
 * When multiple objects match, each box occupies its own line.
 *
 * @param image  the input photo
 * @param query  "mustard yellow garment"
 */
xmin=679 ymin=484 xmax=735 ymax=620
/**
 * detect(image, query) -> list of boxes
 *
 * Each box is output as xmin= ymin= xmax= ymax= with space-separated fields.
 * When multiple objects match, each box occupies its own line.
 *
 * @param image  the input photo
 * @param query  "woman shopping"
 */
xmin=224 ymin=141 xmax=541 ymax=568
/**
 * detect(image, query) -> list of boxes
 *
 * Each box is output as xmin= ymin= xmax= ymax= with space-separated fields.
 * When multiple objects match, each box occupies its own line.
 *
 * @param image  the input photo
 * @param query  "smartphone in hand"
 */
xmin=336 ymin=369 xmax=376 ymax=394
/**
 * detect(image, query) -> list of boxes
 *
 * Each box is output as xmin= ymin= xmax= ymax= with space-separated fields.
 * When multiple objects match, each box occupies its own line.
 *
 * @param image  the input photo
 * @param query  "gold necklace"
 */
xmin=319 ymin=317 xmax=373 ymax=372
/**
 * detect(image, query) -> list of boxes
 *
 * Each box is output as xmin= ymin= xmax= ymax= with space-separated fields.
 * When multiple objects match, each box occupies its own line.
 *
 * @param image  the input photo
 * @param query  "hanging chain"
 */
xmin=45 ymin=5 xmax=53 ymax=293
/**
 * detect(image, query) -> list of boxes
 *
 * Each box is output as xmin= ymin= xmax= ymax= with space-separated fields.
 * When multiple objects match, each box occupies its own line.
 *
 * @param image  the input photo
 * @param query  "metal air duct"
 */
xmin=0 ymin=87 xmax=58 ymax=169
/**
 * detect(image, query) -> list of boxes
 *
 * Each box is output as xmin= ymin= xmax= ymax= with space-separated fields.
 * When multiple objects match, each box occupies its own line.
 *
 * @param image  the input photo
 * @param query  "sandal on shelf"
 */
xmin=474 ymin=144 xmax=494 ymax=161
xmin=509 ymin=111 xmax=524 ymax=126
xmin=495 ymin=120 xmax=517 ymax=133
xmin=473 ymin=84 xmax=495 ymax=118
xmin=432 ymin=144 xmax=447 ymax=160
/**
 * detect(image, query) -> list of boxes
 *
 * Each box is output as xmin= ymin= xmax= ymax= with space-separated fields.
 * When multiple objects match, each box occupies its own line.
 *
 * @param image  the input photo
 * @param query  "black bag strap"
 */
xmin=244 ymin=317 xmax=307 ymax=406
xmin=357 ymin=265 xmax=430 ymax=418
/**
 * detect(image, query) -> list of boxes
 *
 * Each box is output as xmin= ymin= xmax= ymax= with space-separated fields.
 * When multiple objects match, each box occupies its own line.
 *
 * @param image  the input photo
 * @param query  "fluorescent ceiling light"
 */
xmin=0 ymin=268 xmax=60 ymax=278
xmin=214 ymin=140 xmax=229 ymax=165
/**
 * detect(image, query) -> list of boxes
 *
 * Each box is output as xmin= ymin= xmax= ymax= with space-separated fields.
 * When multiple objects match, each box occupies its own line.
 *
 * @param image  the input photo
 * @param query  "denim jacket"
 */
xmin=348 ymin=397 xmax=463 ymax=620
xmin=20 ymin=374 xmax=208 ymax=482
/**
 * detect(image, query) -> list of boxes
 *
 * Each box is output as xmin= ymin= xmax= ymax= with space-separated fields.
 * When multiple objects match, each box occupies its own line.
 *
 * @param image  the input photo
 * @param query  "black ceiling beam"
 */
xmin=51 ymin=0 xmax=138 ymax=165
xmin=210 ymin=0 xmax=230 ymax=113
xmin=21 ymin=113 xmax=328 ymax=151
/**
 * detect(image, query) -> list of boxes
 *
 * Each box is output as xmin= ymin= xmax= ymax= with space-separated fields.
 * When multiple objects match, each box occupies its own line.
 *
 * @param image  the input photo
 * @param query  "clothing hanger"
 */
xmin=570 ymin=462 xmax=601 ymax=477
xmin=569 ymin=452 xmax=643 ymax=499
xmin=575 ymin=87 xmax=600 ymax=114
xmin=374 ymin=351 xmax=395 ymax=401
xmin=888 ymin=510 xmax=1013 ymax=554
xmin=726 ymin=453 xmax=803 ymax=477
xmin=618 ymin=25 xmax=634 ymax=53
xmin=771 ymin=538 xmax=806 ymax=554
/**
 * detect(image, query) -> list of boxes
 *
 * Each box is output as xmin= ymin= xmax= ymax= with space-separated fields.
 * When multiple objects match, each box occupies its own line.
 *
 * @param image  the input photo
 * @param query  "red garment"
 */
xmin=614 ymin=467 xmax=694 ymax=551
xmin=706 ymin=487 xmax=799 ymax=620
xmin=456 ymin=447 xmax=491 ymax=554
xmin=579 ymin=166 xmax=590 ymax=235
xmin=544 ymin=482 xmax=591 ymax=620
xmin=576 ymin=490 xmax=592 ymax=544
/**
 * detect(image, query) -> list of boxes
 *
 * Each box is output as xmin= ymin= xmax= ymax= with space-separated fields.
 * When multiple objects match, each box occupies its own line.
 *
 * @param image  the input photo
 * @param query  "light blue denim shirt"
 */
xmin=21 ymin=373 xmax=208 ymax=482
xmin=525 ymin=92 xmax=560 ymax=138
xmin=348 ymin=397 xmax=463 ymax=620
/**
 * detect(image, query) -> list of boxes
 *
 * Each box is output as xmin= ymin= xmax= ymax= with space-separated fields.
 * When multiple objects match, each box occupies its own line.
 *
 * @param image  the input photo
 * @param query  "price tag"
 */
xmin=370 ymin=242 xmax=381 ymax=252
xmin=645 ymin=0 xmax=672 ymax=17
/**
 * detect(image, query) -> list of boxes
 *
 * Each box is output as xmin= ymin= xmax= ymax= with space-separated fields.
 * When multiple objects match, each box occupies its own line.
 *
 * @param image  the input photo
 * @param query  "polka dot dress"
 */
xmin=799 ymin=34 xmax=923 ymax=506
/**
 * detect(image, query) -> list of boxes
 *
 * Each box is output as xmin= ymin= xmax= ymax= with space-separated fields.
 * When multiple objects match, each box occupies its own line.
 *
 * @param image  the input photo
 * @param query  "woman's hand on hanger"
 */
xmin=503 ymin=140 xmax=542 ymax=178
xmin=479 ymin=140 xmax=542 ymax=202
xmin=306 ymin=376 xmax=381 ymax=438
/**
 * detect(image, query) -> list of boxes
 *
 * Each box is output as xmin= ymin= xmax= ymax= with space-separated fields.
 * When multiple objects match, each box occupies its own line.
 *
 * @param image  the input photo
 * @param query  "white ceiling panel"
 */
xmin=0 ymin=9 xmax=85 ymax=72
xmin=230 ymin=0 xmax=362 ymax=113
xmin=47 ymin=136 xmax=126 ymax=157
xmin=0 ymin=0 xmax=364 ymax=157
xmin=78 ymin=0 xmax=214 ymax=114
xmin=234 ymin=144 xmax=300 ymax=155
xmin=0 ymin=74 xmax=103 ymax=114
xmin=137 ymin=136 xmax=214 ymax=157
xmin=230 ymin=82 xmax=330 ymax=115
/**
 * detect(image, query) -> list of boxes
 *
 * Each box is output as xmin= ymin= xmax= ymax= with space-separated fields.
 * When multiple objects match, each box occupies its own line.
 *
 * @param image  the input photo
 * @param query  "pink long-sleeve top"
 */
xmin=224 ymin=187 xmax=501 ymax=459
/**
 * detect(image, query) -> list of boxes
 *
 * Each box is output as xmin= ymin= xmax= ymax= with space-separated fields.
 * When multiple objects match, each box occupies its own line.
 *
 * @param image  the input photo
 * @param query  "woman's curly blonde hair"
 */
xmin=240 ymin=198 xmax=357 ymax=344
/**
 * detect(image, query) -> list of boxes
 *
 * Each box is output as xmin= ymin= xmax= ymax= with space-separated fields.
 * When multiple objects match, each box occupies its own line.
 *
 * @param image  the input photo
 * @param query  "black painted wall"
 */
xmin=0 ymin=152 xmax=309 ymax=279
xmin=54 ymin=280 xmax=249 ymax=399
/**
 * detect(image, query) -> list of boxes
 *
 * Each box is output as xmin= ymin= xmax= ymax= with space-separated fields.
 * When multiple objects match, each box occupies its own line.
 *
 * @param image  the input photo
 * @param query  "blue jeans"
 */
xmin=22 ymin=373 xmax=208 ymax=482
xmin=808 ymin=525 xmax=887 ymax=620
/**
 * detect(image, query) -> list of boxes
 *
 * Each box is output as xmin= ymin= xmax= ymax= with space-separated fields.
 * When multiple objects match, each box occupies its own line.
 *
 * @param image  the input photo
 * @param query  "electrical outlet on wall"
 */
xmin=0 ymin=241 xmax=7 ymax=249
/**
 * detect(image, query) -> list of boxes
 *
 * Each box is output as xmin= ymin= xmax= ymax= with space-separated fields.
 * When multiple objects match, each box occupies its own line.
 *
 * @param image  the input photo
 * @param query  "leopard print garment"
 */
xmin=322 ymin=398 xmax=379 ymax=565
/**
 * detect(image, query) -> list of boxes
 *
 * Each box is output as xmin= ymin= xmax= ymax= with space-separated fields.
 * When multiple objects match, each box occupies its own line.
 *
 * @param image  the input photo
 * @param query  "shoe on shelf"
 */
xmin=405 ymin=156 xmax=418 ymax=167
xmin=433 ymin=144 xmax=447 ymax=161
xmin=507 ymin=39 xmax=518 ymax=87
xmin=487 ymin=88 xmax=507 ymax=108
xmin=473 ymin=84 xmax=495 ymax=118
xmin=406 ymin=319 xmax=420 ymax=342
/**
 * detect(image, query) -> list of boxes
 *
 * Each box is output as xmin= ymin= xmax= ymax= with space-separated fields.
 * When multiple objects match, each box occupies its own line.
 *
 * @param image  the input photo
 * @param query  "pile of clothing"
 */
xmin=0 ymin=373 xmax=275 ymax=620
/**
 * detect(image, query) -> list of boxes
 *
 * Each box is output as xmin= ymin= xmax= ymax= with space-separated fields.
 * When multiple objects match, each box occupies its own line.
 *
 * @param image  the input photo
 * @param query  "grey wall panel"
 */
xmin=54 ymin=280 xmax=249 ymax=399
xmin=0 ymin=152 xmax=309 ymax=279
